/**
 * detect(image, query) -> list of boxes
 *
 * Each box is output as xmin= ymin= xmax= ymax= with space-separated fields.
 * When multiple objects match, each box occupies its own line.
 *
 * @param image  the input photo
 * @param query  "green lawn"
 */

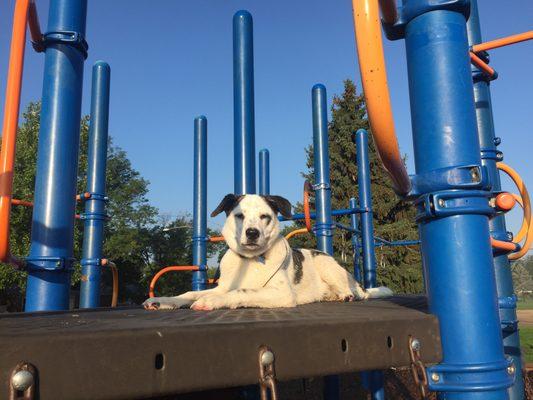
xmin=517 ymin=298 xmax=533 ymax=310
xmin=520 ymin=327 xmax=533 ymax=363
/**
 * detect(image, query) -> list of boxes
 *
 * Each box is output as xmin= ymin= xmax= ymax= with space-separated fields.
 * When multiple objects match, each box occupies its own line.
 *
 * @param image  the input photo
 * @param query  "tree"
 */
xmin=287 ymin=80 xmax=423 ymax=293
xmin=512 ymin=261 xmax=533 ymax=293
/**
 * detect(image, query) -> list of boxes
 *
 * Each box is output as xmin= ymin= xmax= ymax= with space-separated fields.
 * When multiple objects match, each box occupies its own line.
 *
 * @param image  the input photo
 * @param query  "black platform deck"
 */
xmin=0 ymin=296 xmax=441 ymax=400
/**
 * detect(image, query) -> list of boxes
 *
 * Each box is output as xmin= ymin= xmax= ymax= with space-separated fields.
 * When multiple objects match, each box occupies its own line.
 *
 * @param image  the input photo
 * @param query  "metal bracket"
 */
xmin=192 ymin=236 xmax=209 ymax=243
xmin=258 ymin=346 xmax=278 ymax=400
xmin=498 ymin=295 xmax=517 ymax=310
xmin=80 ymin=258 xmax=106 ymax=267
xmin=312 ymin=223 xmax=335 ymax=237
xmin=78 ymin=192 xmax=108 ymax=202
xmin=79 ymin=211 xmax=109 ymax=221
xmin=408 ymin=164 xmax=490 ymax=199
xmin=312 ymin=182 xmax=330 ymax=191
xmin=25 ymin=256 xmax=75 ymax=271
xmin=480 ymin=148 xmax=503 ymax=161
xmin=415 ymin=190 xmax=494 ymax=222
xmin=35 ymin=31 xmax=89 ymax=59
xmin=427 ymin=358 xmax=515 ymax=392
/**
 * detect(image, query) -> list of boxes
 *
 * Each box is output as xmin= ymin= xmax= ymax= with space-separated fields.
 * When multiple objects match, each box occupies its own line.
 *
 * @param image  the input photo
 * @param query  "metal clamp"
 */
xmin=498 ymin=294 xmax=517 ymax=310
xmin=25 ymin=256 xmax=75 ymax=271
xmin=312 ymin=182 xmax=330 ymax=191
xmin=480 ymin=148 xmax=503 ymax=161
xmin=415 ymin=190 xmax=494 ymax=222
xmin=80 ymin=258 xmax=106 ymax=267
xmin=408 ymin=336 xmax=429 ymax=400
xmin=79 ymin=211 xmax=109 ymax=221
xmin=191 ymin=236 xmax=209 ymax=243
xmin=312 ymin=223 xmax=335 ymax=237
xmin=78 ymin=192 xmax=108 ymax=202
xmin=9 ymin=362 xmax=36 ymax=400
xmin=258 ymin=346 xmax=278 ymax=400
xmin=36 ymin=31 xmax=89 ymax=59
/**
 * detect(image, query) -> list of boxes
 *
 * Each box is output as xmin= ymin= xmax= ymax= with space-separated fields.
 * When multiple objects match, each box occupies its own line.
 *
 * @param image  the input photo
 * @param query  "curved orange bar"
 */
xmin=472 ymin=31 xmax=533 ymax=53
xmin=0 ymin=0 xmax=31 ymax=263
xmin=469 ymin=52 xmax=495 ymax=77
xmin=285 ymin=228 xmax=309 ymax=241
xmin=11 ymin=199 xmax=33 ymax=207
xmin=209 ymin=236 xmax=225 ymax=243
xmin=149 ymin=266 xmax=200 ymax=298
xmin=303 ymin=182 xmax=313 ymax=232
xmin=352 ymin=0 xmax=411 ymax=195
xmin=491 ymin=238 xmax=518 ymax=252
xmin=497 ymin=162 xmax=532 ymax=260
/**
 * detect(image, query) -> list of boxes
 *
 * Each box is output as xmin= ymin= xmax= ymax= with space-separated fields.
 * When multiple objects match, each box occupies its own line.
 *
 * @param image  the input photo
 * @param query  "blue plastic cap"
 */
xmin=93 ymin=60 xmax=110 ymax=70
xmin=312 ymin=83 xmax=326 ymax=92
xmin=234 ymin=10 xmax=252 ymax=20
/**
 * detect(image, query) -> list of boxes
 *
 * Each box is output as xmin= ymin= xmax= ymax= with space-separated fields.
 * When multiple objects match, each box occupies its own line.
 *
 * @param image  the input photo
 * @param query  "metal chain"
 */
xmin=408 ymin=336 xmax=429 ymax=400
xmin=258 ymin=346 xmax=278 ymax=400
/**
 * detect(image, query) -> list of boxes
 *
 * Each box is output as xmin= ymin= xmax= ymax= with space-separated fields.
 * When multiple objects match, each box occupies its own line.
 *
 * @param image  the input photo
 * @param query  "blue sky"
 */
xmin=0 ymin=0 xmax=531 ymax=235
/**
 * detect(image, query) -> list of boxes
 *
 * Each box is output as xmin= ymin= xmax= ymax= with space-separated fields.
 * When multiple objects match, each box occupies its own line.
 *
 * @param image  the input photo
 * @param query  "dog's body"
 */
xmin=144 ymin=194 xmax=392 ymax=311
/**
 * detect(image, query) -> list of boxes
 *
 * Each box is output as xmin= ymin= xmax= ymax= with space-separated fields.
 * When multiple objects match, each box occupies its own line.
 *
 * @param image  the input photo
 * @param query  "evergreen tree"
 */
xmin=286 ymin=80 xmax=423 ymax=293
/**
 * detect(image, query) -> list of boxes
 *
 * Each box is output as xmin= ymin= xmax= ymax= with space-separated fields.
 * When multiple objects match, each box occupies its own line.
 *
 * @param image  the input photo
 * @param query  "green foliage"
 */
xmin=290 ymin=80 xmax=423 ymax=293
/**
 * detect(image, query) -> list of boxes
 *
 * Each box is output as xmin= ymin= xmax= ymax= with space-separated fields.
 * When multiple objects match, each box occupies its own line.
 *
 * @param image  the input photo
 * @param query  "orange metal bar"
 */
xmin=469 ymin=52 xmax=495 ymax=77
xmin=303 ymin=182 xmax=312 ymax=232
xmin=101 ymin=259 xmax=119 ymax=307
xmin=285 ymin=228 xmax=309 ymax=240
xmin=491 ymin=238 xmax=518 ymax=252
xmin=378 ymin=0 xmax=397 ymax=24
xmin=352 ymin=0 xmax=411 ymax=195
xmin=27 ymin=0 xmax=43 ymax=45
xmin=11 ymin=199 xmax=33 ymax=207
xmin=472 ymin=31 xmax=533 ymax=53
xmin=0 ymin=0 xmax=31 ymax=263
xmin=208 ymin=236 xmax=225 ymax=243
xmin=149 ymin=266 xmax=200 ymax=298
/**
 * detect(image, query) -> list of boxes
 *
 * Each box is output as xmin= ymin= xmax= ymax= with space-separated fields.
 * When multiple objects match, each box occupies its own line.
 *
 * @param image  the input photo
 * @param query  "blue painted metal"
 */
xmin=79 ymin=61 xmax=111 ymax=308
xmin=25 ymin=0 xmax=88 ymax=312
xmin=355 ymin=129 xmax=384 ymax=400
xmin=401 ymin=2 xmax=513 ymax=397
xmin=311 ymin=84 xmax=339 ymax=400
xmin=233 ymin=10 xmax=256 ymax=195
xmin=350 ymin=198 xmax=362 ymax=283
xmin=467 ymin=1 xmax=523 ymax=398
xmin=192 ymin=116 xmax=208 ymax=291
xmin=258 ymin=148 xmax=270 ymax=195
xmin=279 ymin=207 xmax=365 ymax=222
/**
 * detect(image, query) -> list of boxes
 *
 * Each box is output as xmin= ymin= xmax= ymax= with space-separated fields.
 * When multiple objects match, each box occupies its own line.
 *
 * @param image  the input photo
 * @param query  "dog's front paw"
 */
xmin=191 ymin=295 xmax=232 ymax=311
xmin=143 ymin=297 xmax=189 ymax=310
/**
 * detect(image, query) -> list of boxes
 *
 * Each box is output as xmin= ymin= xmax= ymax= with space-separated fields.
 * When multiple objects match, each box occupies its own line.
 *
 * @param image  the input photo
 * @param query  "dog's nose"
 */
xmin=246 ymin=228 xmax=260 ymax=241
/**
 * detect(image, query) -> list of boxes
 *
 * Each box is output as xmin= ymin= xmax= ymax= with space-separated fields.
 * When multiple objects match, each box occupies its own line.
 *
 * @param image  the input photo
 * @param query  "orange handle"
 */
xmin=472 ymin=31 xmax=533 ymax=53
xmin=149 ymin=266 xmax=200 ymax=298
xmin=303 ymin=182 xmax=313 ymax=232
xmin=285 ymin=228 xmax=309 ymax=241
xmin=208 ymin=236 xmax=225 ymax=243
xmin=469 ymin=52 xmax=495 ymax=77
xmin=491 ymin=238 xmax=518 ymax=252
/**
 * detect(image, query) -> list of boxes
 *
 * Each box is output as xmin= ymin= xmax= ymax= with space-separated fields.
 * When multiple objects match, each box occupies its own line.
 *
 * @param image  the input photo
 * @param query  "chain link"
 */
xmin=408 ymin=336 xmax=429 ymax=400
xmin=258 ymin=346 xmax=278 ymax=400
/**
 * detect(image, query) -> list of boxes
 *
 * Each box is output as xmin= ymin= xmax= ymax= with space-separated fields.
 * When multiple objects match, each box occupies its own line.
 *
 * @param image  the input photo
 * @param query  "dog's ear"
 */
xmin=263 ymin=195 xmax=292 ymax=219
xmin=211 ymin=194 xmax=242 ymax=217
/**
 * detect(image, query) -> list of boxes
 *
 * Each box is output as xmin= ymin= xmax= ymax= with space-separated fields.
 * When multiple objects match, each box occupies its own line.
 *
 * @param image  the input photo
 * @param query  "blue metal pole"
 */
xmin=79 ymin=61 xmax=111 ymax=309
xmin=192 ymin=116 xmax=208 ymax=291
xmin=258 ymin=149 xmax=270 ymax=195
xmin=25 ymin=0 xmax=88 ymax=312
xmin=350 ymin=198 xmax=362 ymax=283
xmin=466 ymin=2 xmax=523 ymax=398
xmin=233 ymin=10 xmax=256 ymax=195
xmin=311 ymin=84 xmax=339 ymax=400
xmin=355 ymin=129 xmax=384 ymax=400
xmin=398 ymin=4 xmax=512 ymax=398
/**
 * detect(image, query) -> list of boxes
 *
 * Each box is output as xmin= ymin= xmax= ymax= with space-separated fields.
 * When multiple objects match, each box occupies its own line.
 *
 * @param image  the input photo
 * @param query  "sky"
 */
xmin=0 ymin=0 xmax=531 ymax=237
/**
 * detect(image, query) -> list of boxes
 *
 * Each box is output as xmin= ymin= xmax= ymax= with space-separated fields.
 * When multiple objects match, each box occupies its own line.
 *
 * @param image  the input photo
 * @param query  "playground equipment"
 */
xmin=0 ymin=0 xmax=532 ymax=399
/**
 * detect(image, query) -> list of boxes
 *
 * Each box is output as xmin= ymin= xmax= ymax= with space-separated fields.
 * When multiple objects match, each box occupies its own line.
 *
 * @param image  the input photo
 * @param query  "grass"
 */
xmin=517 ymin=298 xmax=533 ymax=310
xmin=520 ymin=327 xmax=533 ymax=363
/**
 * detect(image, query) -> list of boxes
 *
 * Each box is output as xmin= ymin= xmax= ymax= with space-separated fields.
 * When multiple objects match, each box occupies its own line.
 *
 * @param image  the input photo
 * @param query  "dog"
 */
xmin=143 ymin=194 xmax=392 ymax=311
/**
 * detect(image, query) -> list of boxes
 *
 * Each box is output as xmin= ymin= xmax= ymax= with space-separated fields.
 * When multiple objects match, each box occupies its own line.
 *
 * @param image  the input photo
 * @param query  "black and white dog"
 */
xmin=143 ymin=194 xmax=392 ymax=311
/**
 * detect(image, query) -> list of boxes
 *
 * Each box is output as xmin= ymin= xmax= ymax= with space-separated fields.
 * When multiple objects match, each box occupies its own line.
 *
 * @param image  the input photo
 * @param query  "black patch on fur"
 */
xmin=210 ymin=194 xmax=244 ymax=217
xmin=236 ymin=288 xmax=256 ymax=294
xmin=292 ymin=248 xmax=305 ymax=284
xmin=310 ymin=249 xmax=329 ymax=257
xmin=262 ymin=195 xmax=292 ymax=219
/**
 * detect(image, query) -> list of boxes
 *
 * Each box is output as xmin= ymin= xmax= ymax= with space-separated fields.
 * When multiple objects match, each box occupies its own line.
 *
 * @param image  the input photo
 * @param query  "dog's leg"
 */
xmin=191 ymin=287 xmax=296 ymax=310
xmin=144 ymin=288 xmax=226 ymax=310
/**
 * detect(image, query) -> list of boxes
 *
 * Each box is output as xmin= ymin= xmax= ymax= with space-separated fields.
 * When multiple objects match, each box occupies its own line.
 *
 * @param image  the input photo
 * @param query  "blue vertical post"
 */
xmin=389 ymin=2 xmax=513 ymax=398
xmin=467 ymin=2 xmax=523 ymax=398
xmin=192 ymin=116 xmax=208 ymax=291
xmin=258 ymin=149 xmax=270 ymax=195
xmin=79 ymin=61 xmax=111 ymax=309
xmin=350 ymin=197 xmax=362 ymax=283
xmin=25 ymin=0 xmax=88 ymax=312
xmin=233 ymin=10 xmax=256 ymax=195
xmin=355 ymin=129 xmax=384 ymax=400
xmin=311 ymin=84 xmax=338 ymax=400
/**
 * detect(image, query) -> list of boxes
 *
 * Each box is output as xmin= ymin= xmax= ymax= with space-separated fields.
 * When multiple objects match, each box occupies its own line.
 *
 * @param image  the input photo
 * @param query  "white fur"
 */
xmin=144 ymin=195 xmax=392 ymax=311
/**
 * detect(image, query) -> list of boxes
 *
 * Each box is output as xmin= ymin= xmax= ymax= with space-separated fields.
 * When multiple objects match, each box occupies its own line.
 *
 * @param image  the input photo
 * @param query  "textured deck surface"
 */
xmin=0 ymin=296 xmax=441 ymax=400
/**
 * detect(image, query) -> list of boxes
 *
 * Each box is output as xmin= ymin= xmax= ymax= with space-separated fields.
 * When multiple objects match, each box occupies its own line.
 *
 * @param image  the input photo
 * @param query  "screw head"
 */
xmin=431 ymin=372 xmax=440 ymax=382
xmin=507 ymin=232 xmax=513 ymax=241
xmin=261 ymin=350 xmax=274 ymax=366
xmin=496 ymin=152 xmax=503 ymax=160
xmin=494 ymin=137 xmax=501 ymax=146
xmin=411 ymin=338 xmax=421 ymax=351
xmin=437 ymin=199 xmax=445 ymax=208
xmin=470 ymin=168 xmax=480 ymax=182
xmin=11 ymin=370 xmax=34 ymax=391
xmin=507 ymin=364 xmax=516 ymax=375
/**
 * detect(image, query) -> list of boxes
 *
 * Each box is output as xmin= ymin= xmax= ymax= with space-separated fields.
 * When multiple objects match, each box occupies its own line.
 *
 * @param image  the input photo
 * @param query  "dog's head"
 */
xmin=211 ymin=194 xmax=292 ymax=258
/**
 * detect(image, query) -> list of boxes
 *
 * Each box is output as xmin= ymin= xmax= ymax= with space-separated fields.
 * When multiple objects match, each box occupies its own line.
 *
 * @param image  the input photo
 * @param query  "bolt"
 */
xmin=496 ymin=152 xmax=503 ymax=160
xmin=411 ymin=338 xmax=421 ymax=352
xmin=494 ymin=137 xmax=501 ymax=146
xmin=470 ymin=168 xmax=480 ymax=182
xmin=261 ymin=350 xmax=274 ymax=366
xmin=431 ymin=372 xmax=440 ymax=382
xmin=56 ymin=261 xmax=61 ymax=267
xmin=507 ymin=364 xmax=516 ymax=375
xmin=11 ymin=370 xmax=34 ymax=392
xmin=507 ymin=232 xmax=513 ymax=241
xmin=437 ymin=199 xmax=445 ymax=208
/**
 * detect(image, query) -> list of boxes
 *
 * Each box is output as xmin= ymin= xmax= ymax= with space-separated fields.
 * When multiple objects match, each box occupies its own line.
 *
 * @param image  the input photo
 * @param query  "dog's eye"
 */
xmin=260 ymin=214 xmax=271 ymax=223
xmin=235 ymin=213 xmax=245 ymax=220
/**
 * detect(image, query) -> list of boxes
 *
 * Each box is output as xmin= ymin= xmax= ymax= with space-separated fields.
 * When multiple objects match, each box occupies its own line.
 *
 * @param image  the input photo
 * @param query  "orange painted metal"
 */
xmin=472 ymin=31 xmax=533 ymax=53
xmin=208 ymin=236 xmax=225 ymax=243
xmin=303 ymin=183 xmax=313 ymax=232
xmin=285 ymin=228 xmax=309 ymax=240
xmin=490 ymin=238 xmax=518 ymax=252
xmin=149 ymin=266 xmax=200 ymax=298
xmin=0 ymin=0 xmax=31 ymax=263
xmin=11 ymin=199 xmax=33 ymax=207
xmin=494 ymin=192 xmax=516 ymax=212
xmin=469 ymin=52 xmax=495 ymax=77
xmin=352 ymin=0 xmax=411 ymax=195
